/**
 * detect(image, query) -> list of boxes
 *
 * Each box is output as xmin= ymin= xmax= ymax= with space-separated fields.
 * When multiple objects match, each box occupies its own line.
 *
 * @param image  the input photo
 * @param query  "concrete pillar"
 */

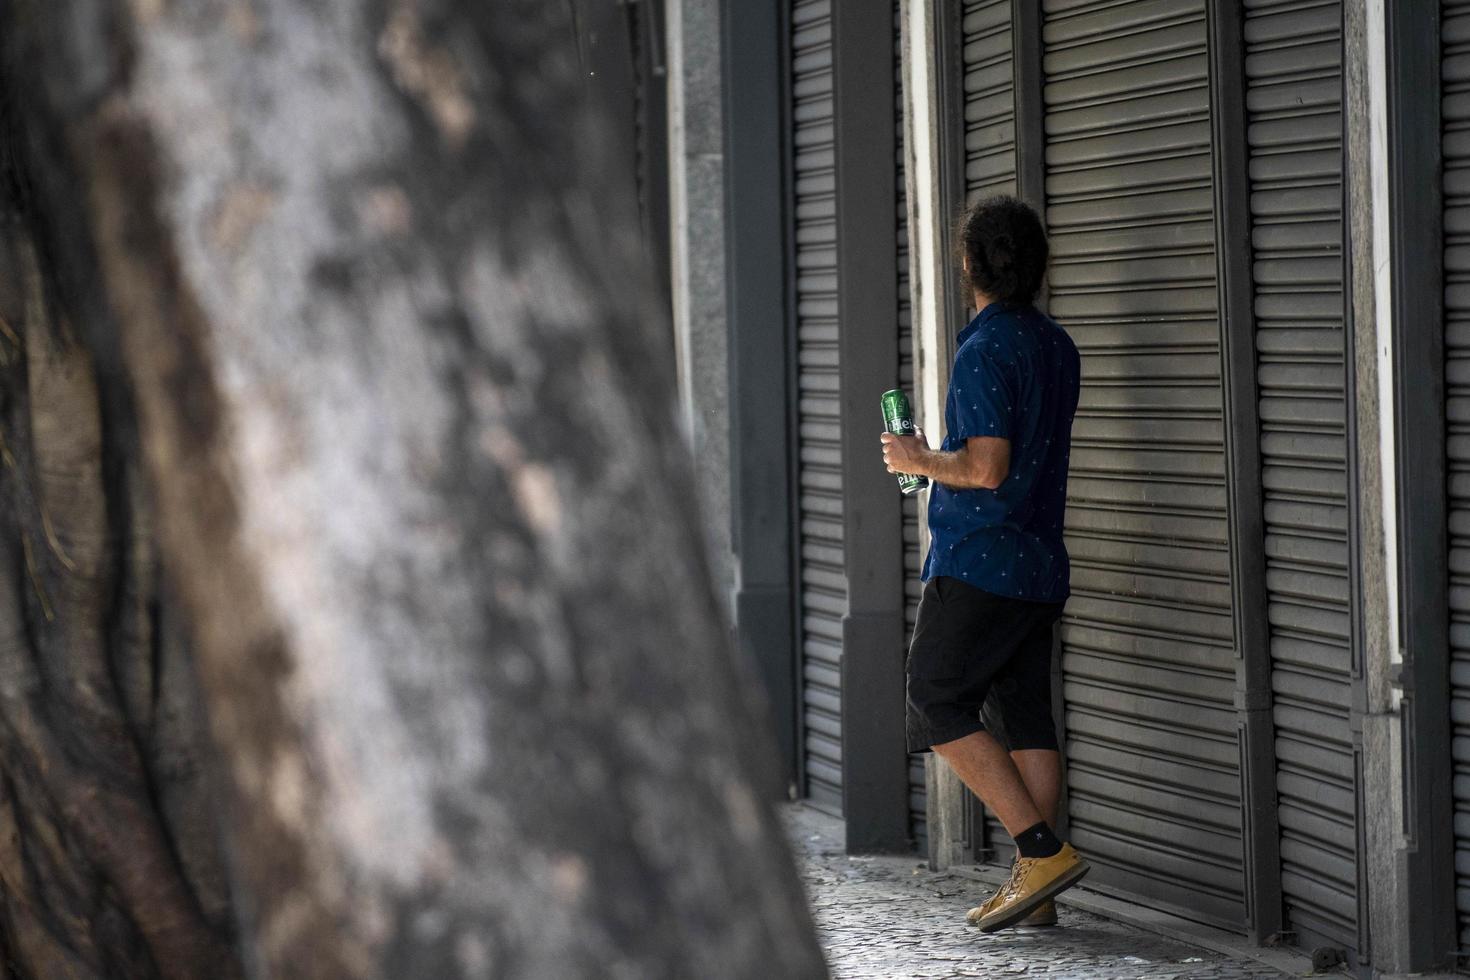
xmin=1344 ymin=0 xmax=1411 ymax=971
xmin=721 ymin=0 xmax=800 ymax=792
xmin=667 ymin=0 xmax=734 ymax=614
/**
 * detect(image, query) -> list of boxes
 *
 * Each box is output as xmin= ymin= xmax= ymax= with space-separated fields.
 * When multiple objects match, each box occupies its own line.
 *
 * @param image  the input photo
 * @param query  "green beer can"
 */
xmin=881 ymin=389 xmax=930 ymax=495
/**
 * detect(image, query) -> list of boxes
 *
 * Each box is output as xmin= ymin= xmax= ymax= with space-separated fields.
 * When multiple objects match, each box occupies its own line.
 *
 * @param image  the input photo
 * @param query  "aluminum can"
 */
xmin=881 ymin=389 xmax=930 ymax=495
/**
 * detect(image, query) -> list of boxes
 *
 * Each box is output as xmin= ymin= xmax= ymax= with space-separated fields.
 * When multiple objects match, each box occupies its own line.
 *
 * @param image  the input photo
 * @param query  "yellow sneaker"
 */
xmin=965 ymin=867 xmax=1060 ymax=927
xmin=965 ymin=881 xmax=1009 ymax=925
xmin=970 ymin=844 xmax=1088 ymax=933
xmin=965 ymin=859 xmax=1024 ymax=926
xmin=1019 ymin=899 xmax=1058 ymax=927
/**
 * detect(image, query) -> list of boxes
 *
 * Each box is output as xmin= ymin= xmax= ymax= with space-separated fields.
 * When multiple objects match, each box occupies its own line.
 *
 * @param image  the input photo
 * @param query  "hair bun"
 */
xmin=988 ymin=233 xmax=1015 ymax=269
xmin=957 ymin=194 xmax=1049 ymax=304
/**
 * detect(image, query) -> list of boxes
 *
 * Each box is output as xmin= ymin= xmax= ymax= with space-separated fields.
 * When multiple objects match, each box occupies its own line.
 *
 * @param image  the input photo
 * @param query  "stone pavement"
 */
xmin=787 ymin=804 xmax=1308 ymax=980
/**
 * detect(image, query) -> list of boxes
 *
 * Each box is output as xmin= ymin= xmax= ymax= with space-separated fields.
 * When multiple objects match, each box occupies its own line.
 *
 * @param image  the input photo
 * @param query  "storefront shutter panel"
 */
xmin=1040 ymin=0 xmax=1246 ymax=928
xmin=963 ymin=0 xmax=1019 ymax=201
xmin=1242 ymin=0 xmax=1361 ymax=952
xmin=1442 ymin=0 xmax=1470 ymax=952
xmin=791 ymin=0 xmax=846 ymax=815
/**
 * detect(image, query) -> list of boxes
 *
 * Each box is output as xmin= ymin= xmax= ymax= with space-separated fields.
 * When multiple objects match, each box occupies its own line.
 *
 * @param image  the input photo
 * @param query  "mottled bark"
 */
xmin=0 ymin=195 xmax=238 ymax=973
xmin=3 ymin=2 xmax=823 ymax=979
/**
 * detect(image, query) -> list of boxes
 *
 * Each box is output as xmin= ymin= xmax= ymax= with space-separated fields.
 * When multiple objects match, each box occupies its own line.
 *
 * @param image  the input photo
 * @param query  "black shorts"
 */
xmin=905 ymin=575 xmax=1064 ymax=754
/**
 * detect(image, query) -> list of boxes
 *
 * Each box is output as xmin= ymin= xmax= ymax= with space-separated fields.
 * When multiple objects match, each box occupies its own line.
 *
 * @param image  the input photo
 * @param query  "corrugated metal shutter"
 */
xmin=897 ymin=0 xmax=928 ymax=850
xmin=791 ymin=0 xmax=845 ymax=815
xmin=1041 ymin=0 xmax=1245 ymax=927
xmin=1243 ymin=0 xmax=1360 ymax=953
xmin=960 ymin=0 xmax=1019 ymax=866
xmin=963 ymin=0 xmax=1018 ymax=201
xmin=1444 ymin=0 xmax=1470 ymax=953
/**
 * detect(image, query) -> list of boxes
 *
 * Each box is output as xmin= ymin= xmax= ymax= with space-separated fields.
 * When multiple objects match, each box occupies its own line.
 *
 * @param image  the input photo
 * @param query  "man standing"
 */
xmin=880 ymin=196 xmax=1085 ymax=933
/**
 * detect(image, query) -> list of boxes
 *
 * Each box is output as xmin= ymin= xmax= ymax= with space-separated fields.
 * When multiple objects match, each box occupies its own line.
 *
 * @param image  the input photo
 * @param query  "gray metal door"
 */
xmin=1444 ymin=0 xmax=1470 ymax=954
xmin=1040 ymin=0 xmax=1245 ymax=928
xmin=1242 ymin=0 xmax=1361 ymax=954
xmin=960 ymin=0 xmax=1020 ymax=864
xmin=791 ymin=0 xmax=845 ymax=815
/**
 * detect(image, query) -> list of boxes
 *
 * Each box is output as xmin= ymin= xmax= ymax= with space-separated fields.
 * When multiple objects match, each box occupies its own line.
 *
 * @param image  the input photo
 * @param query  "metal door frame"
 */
xmin=1205 ymin=0 xmax=1285 ymax=947
xmin=1385 ymin=0 xmax=1457 ymax=969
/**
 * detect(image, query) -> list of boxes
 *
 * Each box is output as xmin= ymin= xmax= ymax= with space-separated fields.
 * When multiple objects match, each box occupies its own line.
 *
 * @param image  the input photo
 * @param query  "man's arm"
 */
xmin=880 ymin=432 xmax=1010 ymax=490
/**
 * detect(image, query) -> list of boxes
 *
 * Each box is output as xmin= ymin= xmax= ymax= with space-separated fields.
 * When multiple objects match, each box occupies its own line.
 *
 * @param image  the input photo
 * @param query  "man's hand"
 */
xmin=881 ymin=429 xmax=930 ymax=476
xmin=882 ymin=432 xmax=1011 ymax=490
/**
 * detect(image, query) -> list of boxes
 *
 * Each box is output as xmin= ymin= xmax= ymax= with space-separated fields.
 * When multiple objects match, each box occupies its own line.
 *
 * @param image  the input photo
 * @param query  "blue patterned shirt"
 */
xmin=921 ymin=302 xmax=1081 ymax=602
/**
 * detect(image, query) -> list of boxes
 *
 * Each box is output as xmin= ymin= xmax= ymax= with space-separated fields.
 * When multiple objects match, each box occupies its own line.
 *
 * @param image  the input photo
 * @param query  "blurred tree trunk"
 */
xmin=0 ymin=196 xmax=239 ymax=979
xmin=0 ymin=2 xmax=824 ymax=979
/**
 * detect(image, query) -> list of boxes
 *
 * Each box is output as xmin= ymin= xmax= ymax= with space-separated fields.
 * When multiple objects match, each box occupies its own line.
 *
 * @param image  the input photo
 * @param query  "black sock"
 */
xmin=1013 ymin=821 xmax=1062 ymax=859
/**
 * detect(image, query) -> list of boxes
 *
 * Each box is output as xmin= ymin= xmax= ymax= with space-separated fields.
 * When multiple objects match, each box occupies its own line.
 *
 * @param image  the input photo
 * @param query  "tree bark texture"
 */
xmin=0 ymin=180 xmax=238 ymax=973
xmin=3 ymin=2 xmax=824 ymax=978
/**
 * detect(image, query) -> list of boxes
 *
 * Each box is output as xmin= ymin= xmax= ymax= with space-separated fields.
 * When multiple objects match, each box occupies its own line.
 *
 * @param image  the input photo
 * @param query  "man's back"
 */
xmin=922 ymin=301 xmax=1080 ymax=602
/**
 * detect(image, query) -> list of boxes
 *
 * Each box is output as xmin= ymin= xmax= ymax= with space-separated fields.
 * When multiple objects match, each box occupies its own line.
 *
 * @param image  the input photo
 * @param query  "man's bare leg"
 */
xmin=1009 ymin=748 xmax=1065 ymax=924
xmin=1011 ymin=749 xmax=1061 ymax=829
xmin=951 ymin=737 xmax=1082 ymax=930
xmin=931 ymin=730 xmax=1042 ymax=835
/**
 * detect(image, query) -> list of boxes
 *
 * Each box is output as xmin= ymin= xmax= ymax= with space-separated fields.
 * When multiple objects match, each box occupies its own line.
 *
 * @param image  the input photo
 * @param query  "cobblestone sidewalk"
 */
xmin=788 ymin=804 xmax=1302 ymax=980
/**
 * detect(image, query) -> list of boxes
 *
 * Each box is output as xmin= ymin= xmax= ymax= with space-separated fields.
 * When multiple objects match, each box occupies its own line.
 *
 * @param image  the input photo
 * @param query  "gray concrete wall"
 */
xmin=1344 ymin=0 xmax=1412 ymax=972
xmin=667 ymin=0 xmax=734 ymax=617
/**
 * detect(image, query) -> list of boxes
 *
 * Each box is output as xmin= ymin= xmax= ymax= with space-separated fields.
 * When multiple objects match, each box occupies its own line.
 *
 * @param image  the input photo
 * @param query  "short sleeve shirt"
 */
xmin=922 ymin=302 xmax=1081 ymax=602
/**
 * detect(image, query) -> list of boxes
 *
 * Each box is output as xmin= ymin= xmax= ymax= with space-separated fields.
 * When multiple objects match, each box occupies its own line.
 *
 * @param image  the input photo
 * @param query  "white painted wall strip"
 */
xmin=1366 ymin=0 xmax=1401 ymax=664
xmin=900 ymin=0 xmax=950 ymax=447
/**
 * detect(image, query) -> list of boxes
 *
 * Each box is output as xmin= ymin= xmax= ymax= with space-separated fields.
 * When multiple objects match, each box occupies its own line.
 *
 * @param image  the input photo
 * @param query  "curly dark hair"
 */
xmin=957 ymin=195 xmax=1049 ymax=306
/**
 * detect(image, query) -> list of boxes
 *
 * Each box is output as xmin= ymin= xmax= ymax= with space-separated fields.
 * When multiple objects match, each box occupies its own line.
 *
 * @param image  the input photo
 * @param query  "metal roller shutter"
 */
xmin=963 ymin=0 xmax=1018 ymax=201
xmin=960 ymin=0 xmax=1019 ymax=866
xmin=791 ymin=0 xmax=845 ymax=815
xmin=896 ymin=0 xmax=928 ymax=850
xmin=1444 ymin=0 xmax=1470 ymax=953
xmin=1242 ymin=0 xmax=1359 ymax=953
xmin=1041 ymin=0 xmax=1245 ymax=927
